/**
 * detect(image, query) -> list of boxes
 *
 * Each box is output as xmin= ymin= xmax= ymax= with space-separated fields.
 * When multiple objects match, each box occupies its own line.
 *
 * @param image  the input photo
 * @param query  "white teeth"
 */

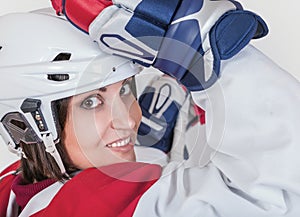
xmin=108 ymin=137 xmax=130 ymax=148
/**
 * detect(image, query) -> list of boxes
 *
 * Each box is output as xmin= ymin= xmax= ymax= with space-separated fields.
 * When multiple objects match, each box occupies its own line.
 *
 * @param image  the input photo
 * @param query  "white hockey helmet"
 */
xmin=0 ymin=10 xmax=143 ymax=156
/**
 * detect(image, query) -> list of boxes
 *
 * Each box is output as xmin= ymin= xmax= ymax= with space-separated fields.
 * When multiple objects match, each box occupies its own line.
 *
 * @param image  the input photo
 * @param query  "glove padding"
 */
xmin=52 ymin=0 xmax=268 ymax=91
xmin=137 ymin=75 xmax=188 ymax=153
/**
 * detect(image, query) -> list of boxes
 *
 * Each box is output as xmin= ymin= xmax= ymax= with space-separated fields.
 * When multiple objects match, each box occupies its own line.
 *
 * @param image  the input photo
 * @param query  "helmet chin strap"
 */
xmin=42 ymin=133 xmax=70 ymax=178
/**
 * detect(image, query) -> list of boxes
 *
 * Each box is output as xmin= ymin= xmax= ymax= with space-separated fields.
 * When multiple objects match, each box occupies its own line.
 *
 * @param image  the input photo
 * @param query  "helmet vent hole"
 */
xmin=48 ymin=74 xmax=70 ymax=81
xmin=52 ymin=52 xmax=71 ymax=61
xmin=10 ymin=119 xmax=27 ymax=131
xmin=0 ymin=46 xmax=2 ymax=50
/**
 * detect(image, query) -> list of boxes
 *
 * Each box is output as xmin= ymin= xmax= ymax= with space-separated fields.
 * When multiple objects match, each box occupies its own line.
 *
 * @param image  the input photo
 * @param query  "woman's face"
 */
xmin=63 ymin=78 xmax=142 ymax=169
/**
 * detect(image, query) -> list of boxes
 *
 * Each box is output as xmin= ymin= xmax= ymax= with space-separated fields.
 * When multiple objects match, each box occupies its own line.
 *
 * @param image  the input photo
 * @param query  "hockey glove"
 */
xmin=51 ymin=0 xmax=268 ymax=91
xmin=137 ymin=75 xmax=188 ymax=153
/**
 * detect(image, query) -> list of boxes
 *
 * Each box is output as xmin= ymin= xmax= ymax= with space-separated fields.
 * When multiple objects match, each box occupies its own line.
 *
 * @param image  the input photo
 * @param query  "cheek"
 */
xmin=63 ymin=108 xmax=109 ymax=167
xmin=130 ymin=100 xmax=142 ymax=129
xmin=72 ymin=110 xmax=106 ymax=145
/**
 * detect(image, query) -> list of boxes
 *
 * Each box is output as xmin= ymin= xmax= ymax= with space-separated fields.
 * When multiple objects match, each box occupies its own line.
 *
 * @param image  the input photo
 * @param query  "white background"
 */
xmin=0 ymin=0 xmax=299 ymax=171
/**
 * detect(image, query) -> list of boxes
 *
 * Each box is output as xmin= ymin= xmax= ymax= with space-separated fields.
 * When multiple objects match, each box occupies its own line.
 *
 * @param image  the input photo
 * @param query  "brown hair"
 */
xmin=19 ymin=97 xmax=78 ymax=184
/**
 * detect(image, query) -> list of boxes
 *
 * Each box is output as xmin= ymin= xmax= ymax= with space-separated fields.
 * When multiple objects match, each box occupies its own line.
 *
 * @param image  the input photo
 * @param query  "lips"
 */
xmin=106 ymin=137 xmax=131 ymax=148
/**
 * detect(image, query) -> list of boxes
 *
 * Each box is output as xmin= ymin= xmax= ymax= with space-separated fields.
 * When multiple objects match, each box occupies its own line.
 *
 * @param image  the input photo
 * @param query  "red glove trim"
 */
xmin=53 ymin=0 xmax=113 ymax=33
xmin=51 ymin=0 xmax=63 ymax=15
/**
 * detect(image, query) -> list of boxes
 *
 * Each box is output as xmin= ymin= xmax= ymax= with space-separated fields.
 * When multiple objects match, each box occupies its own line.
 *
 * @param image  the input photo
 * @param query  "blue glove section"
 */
xmin=137 ymin=77 xmax=187 ymax=153
xmin=209 ymin=10 xmax=269 ymax=75
xmin=153 ymin=0 xmax=217 ymax=91
xmin=172 ymin=0 xmax=203 ymax=20
xmin=124 ymin=0 xmax=268 ymax=91
xmin=125 ymin=0 xmax=181 ymax=51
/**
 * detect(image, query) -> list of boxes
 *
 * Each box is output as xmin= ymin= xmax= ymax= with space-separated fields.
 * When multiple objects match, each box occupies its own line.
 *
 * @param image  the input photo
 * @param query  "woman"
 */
xmin=0 ymin=10 xmax=163 ymax=216
xmin=2 ymin=6 xmax=300 ymax=217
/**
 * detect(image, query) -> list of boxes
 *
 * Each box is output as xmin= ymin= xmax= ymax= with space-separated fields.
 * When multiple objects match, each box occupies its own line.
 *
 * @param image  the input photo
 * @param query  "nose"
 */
xmin=110 ymin=96 xmax=136 ymax=130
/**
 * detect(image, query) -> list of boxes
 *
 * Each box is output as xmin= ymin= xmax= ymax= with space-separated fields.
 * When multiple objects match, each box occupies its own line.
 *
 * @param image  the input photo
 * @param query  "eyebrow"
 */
xmin=122 ymin=78 xmax=129 ymax=84
xmin=99 ymin=87 xmax=106 ymax=92
xmin=98 ymin=78 xmax=130 ymax=92
xmin=99 ymin=77 xmax=131 ymax=92
xmin=123 ymin=77 xmax=132 ymax=85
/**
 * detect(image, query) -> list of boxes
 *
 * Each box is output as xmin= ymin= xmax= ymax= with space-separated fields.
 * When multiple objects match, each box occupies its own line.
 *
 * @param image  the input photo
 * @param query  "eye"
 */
xmin=80 ymin=95 xmax=103 ymax=110
xmin=120 ymin=83 xmax=132 ymax=96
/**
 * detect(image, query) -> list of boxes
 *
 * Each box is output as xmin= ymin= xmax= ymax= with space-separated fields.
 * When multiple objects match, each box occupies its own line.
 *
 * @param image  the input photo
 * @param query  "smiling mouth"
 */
xmin=106 ymin=137 xmax=131 ymax=148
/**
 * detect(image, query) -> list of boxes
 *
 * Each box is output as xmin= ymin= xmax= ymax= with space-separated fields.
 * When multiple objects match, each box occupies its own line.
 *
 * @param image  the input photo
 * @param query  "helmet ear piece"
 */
xmin=1 ymin=112 xmax=41 ymax=147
